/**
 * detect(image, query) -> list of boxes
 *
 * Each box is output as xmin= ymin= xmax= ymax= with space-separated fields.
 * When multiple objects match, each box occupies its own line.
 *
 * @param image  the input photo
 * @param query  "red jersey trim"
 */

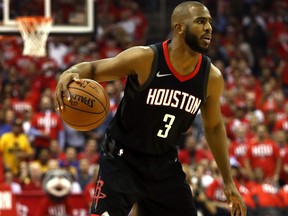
xmin=163 ymin=40 xmax=203 ymax=82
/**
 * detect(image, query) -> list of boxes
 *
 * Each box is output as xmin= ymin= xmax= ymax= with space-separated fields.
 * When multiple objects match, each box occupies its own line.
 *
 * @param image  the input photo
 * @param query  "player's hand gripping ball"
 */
xmin=59 ymin=79 xmax=110 ymax=131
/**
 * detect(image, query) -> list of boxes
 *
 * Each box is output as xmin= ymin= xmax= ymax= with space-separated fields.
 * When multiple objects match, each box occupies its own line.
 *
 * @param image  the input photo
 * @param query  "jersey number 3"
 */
xmin=157 ymin=114 xmax=175 ymax=138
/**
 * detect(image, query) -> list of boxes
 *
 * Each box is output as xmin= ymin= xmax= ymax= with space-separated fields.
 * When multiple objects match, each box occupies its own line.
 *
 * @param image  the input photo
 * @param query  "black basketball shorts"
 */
xmin=90 ymin=135 xmax=198 ymax=216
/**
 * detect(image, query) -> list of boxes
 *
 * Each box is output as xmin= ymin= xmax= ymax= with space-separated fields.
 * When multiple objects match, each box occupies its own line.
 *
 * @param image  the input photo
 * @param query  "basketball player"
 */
xmin=54 ymin=1 xmax=247 ymax=216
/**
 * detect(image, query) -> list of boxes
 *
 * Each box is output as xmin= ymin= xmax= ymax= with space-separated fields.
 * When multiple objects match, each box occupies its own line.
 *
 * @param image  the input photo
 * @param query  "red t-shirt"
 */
xmin=226 ymin=118 xmax=250 ymax=140
xmin=195 ymin=148 xmax=213 ymax=163
xmin=0 ymin=183 xmax=17 ymax=216
xmin=11 ymin=98 xmax=33 ymax=117
xmin=250 ymin=183 xmax=283 ymax=208
xmin=36 ymin=196 xmax=73 ymax=216
xmin=245 ymin=139 xmax=280 ymax=178
xmin=178 ymin=149 xmax=191 ymax=165
xmin=205 ymin=178 xmax=226 ymax=202
xmin=229 ymin=139 xmax=248 ymax=167
xmin=14 ymin=55 xmax=34 ymax=76
xmin=279 ymin=184 xmax=288 ymax=207
xmin=234 ymin=179 xmax=255 ymax=208
xmin=280 ymin=145 xmax=288 ymax=183
xmin=22 ymin=180 xmax=43 ymax=192
xmin=274 ymin=118 xmax=288 ymax=131
xmin=78 ymin=152 xmax=99 ymax=165
xmin=0 ymin=154 xmax=4 ymax=183
xmin=83 ymin=182 xmax=95 ymax=207
xmin=30 ymin=111 xmax=64 ymax=148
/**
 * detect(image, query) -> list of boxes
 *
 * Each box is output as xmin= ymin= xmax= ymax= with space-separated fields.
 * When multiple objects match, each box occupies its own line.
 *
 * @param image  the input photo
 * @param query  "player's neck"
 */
xmin=168 ymin=40 xmax=201 ymax=76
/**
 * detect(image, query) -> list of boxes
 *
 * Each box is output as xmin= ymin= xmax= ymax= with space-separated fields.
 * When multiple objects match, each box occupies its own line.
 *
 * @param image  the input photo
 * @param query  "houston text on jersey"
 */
xmin=146 ymin=88 xmax=201 ymax=114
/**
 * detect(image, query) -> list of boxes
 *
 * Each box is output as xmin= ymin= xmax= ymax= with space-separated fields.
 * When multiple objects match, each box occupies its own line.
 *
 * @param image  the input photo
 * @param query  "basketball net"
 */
xmin=16 ymin=16 xmax=53 ymax=57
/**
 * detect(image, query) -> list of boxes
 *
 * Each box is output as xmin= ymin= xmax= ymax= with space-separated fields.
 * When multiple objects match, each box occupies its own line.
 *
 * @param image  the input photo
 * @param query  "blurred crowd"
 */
xmin=0 ymin=0 xmax=288 ymax=216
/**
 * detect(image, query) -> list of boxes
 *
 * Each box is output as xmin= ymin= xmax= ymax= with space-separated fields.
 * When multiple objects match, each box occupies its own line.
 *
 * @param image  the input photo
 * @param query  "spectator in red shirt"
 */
xmin=178 ymin=134 xmax=197 ymax=165
xmin=49 ymin=139 xmax=63 ymax=160
xmin=274 ymin=103 xmax=288 ymax=132
xmin=274 ymin=130 xmax=288 ymax=186
xmin=3 ymin=168 xmax=22 ymax=194
xmin=78 ymin=138 xmax=100 ymax=166
xmin=14 ymin=54 xmax=34 ymax=77
xmin=247 ymin=166 xmax=283 ymax=216
xmin=0 ymin=182 xmax=18 ymax=216
xmin=280 ymin=149 xmax=288 ymax=185
xmin=279 ymin=184 xmax=288 ymax=216
xmin=194 ymin=135 xmax=214 ymax=163
xmin=245 ymin=113 xmax=260 ymax=139
xmin=0 ymin=37 xmax=20 ymax=68
xmin=226 ymin=102 xmax=250 ymax=140
xmin=263 ymin=107 xmax=278 ymax=134
xmin=244 ymin=124 xmax=281 ymax=183
xmin=245 ymin=93 xmax=264 ymax=124
xmin=276 ymin=57 xmax=288 ymax=98
xmin=205 ymin=167 xmax=231 ymax=216
xmin=10 ymin=90 xmax=33 ymax=119
xmin=229 ymin=123 xmax=249 ymax=168
xmin=21 ymin=162 xmax=44 ymax=192
xmin=29 ymin=96 xmax=65 ymax=158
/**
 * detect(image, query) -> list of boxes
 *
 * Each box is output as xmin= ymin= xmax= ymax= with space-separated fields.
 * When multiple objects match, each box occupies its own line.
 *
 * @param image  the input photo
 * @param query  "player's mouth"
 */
xmin=201 ymin=34 xmax=211 ymax=45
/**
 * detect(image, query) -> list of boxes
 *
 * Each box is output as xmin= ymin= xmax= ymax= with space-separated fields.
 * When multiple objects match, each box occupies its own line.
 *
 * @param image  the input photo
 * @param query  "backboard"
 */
xmin=0 ymin=0 xmax=95 ymax=34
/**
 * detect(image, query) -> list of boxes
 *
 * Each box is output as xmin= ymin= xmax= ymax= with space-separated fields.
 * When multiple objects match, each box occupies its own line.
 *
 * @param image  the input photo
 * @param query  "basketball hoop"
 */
xmin=16 ymin=16 xmax=53 ymax=57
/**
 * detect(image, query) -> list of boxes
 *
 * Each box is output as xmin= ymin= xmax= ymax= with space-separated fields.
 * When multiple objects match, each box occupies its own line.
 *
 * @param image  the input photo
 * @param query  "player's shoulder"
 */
xmin=209 ymin=63 xmax=223 ymax=81
xmin=125 ymin=45 xmax=154 ymax=57
xmin=118 ymin=45 xmax=155 ymax=66
xmin=205 ymin=62 xmax=224 ymax=98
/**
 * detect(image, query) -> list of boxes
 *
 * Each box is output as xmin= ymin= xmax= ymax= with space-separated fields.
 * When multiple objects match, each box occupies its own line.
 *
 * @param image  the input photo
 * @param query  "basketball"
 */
xmin=59 ymin=79 xmax=110 ymax=131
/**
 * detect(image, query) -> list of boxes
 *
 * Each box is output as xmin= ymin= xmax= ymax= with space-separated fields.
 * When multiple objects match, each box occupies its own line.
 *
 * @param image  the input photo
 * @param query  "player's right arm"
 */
xmin=54 ymin=46 xmax=154 ymax=110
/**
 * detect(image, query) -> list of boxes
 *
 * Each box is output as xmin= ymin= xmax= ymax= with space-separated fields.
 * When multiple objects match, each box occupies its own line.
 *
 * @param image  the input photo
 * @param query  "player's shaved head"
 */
xmin=171 ymin=1 xmax=205 ymax=29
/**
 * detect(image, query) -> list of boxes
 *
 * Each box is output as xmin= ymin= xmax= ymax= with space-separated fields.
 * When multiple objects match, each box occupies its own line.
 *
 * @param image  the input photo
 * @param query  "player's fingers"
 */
xmin=54 ymin=96 xmax=59 ymax=112
xmin=62 ymin=84 xmax=71 ymax=103
xmin=231 ymin=199 xmax=246 ymax=216
xmin=235 ymin=205 xmax=241 ymax=216
xmin=231 ymin=202 xmax=236 ymax=216
xmin=231 ymin=206 xmax=235 ymax=216
xmin=235 ymin=197 xmax=246 ymax=215
xmin=240 ymin=202 xmax=247 ymax=216
xmin=54 ymin=84 xmax=64 ymax=111
xmin=73 ymin=76 xmax=81 ymax=83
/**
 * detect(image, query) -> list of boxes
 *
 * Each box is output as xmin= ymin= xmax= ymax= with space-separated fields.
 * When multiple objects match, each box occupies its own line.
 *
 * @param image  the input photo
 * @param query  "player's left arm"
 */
xmin=200 ymin=64 xmax=247 ymax=216
xmin=200 ymin=64 xmax=232 ymax=185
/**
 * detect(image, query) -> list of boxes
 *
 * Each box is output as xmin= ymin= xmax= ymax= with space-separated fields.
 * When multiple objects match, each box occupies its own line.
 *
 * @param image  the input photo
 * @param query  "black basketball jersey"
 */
xmin=108 ymin=40 xmax=211 ymax=155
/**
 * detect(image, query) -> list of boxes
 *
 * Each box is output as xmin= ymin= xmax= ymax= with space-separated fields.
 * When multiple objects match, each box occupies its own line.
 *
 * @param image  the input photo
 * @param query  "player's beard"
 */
xmin=184 ymin=26 xmax=209 ymax=54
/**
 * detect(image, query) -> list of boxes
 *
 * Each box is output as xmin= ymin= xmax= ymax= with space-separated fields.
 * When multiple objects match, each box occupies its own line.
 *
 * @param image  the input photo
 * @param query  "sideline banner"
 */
xmin=0 ymin=184 xmax=18 ymax=216
xmin=14 ymin=192 xmax=88 ymax=216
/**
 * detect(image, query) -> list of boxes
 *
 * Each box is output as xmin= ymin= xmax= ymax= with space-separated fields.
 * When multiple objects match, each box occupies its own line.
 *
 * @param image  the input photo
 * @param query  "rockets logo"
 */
xmin=93 ymin=176 xmax=107 ymax=208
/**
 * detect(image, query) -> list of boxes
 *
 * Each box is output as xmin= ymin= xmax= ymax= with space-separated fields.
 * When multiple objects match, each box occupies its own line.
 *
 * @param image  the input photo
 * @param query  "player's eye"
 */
xmin=197 ymin=20 xmax=205 ymax=24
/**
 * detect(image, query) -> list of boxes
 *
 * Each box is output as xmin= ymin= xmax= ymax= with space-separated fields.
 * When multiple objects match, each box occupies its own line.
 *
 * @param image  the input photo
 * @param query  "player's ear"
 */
xmin=174 ymin=23 xmax=184 ymax=36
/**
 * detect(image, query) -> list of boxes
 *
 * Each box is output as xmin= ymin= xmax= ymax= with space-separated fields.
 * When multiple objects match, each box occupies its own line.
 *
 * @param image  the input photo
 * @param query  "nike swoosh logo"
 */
xmin=156 ymin=71 xmax=172 ymax=77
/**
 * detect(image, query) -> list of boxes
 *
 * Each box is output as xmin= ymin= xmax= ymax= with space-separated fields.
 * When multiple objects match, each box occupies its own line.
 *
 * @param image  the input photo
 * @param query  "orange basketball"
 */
xmin=59 ymin=79 xmax=110 ymax=131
